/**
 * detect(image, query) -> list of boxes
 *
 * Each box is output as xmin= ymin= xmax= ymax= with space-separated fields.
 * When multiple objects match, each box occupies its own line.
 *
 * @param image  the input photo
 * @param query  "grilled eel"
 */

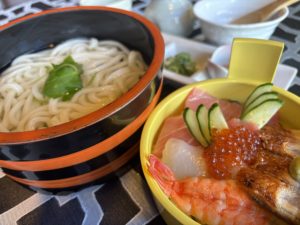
xmin=260 ymin=125 xmax=300 ymax=158
xmin=237 ymin=167 xmax=300 ymax=224
xmin=237 ymin=125 xmax=300 ymax=224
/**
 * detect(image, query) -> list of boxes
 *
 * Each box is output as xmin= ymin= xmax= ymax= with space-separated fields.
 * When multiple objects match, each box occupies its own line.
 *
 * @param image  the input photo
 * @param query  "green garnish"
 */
xmin=165 ymin=52 xmax=196 ymax=76
xmin=43 ymin=56 xmax=83 ymax=101
xmin=289 ymin=157 xmax=300 ymax=182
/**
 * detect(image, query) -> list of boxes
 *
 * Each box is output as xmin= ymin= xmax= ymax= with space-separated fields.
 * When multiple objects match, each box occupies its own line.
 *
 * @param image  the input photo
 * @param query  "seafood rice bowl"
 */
xmin=141 ymin=80 xmax=300 ymax=225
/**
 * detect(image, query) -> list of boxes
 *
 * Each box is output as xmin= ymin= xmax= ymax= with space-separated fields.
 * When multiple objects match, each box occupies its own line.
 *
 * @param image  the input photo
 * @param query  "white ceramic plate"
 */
xmin=163 ymin=33 xmax=215 ymax=84
xmin=162 ymin=33 xmax=298 ymax=90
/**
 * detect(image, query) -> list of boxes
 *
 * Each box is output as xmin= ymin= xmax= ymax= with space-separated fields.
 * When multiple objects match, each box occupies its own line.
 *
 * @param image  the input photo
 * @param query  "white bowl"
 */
xmin=193 ymin=0 xmax=289 ymax=46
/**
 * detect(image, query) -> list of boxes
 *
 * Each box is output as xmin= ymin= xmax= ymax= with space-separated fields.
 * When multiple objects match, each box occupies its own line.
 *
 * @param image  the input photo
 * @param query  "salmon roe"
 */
xmin=204 ymin=126 xmax=261 ymax=179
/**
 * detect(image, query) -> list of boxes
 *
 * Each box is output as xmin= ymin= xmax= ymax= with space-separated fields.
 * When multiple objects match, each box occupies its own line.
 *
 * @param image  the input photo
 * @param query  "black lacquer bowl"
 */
xmin=0 ymin=6 xmax=164 ymax=192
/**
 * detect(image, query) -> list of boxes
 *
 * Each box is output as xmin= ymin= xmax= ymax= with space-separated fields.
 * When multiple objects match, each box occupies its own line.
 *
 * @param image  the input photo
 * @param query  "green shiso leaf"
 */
xmin=43 ymin=55 xmax=83 ymax=101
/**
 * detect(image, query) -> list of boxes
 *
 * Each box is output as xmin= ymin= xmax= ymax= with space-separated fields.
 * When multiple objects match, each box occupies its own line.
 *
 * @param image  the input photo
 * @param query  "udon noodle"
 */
xmin=0 ymin=38 xmax=147 ymax=132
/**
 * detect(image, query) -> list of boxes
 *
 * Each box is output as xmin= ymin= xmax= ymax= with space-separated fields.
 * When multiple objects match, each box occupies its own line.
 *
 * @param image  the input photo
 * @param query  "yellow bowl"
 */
xmin=140 ymin=38 xmax=300 ymax=225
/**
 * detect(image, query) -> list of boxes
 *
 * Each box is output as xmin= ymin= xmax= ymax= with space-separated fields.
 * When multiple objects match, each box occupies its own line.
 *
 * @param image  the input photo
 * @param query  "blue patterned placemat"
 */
xmin=0 ymin=1 xmax=299 ymax=225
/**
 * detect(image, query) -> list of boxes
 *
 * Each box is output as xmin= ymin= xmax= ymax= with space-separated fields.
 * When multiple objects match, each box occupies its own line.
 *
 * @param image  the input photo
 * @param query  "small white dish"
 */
xmin=207 ymin=45 xmax=231 ymax=78
xmin=162 ymin=33 xmax=216 ymax=83
xmin=206 ymin=44 xmax=298 ymax=90
xmin=193 ymin=0 xmax=289 ymax=46
xmin=162 ymin=33 xmax=297 ymax=90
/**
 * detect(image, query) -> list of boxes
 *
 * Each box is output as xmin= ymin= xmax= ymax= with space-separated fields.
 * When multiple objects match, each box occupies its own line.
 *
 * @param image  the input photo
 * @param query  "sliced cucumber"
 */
xmin=183 ymin=108 xmax=208 ymax=147
xmin=242 ymin=99 xmax=283 ymax=129
xmin=196 ymin=105 xmax=211 ymax=143
xmin=244 ymin=83 xmax=273 ymax=108
xmin=242 ymin=92 xmax=279 ymax=116
xmin=208 ymin=103 xmax=228 ymax=132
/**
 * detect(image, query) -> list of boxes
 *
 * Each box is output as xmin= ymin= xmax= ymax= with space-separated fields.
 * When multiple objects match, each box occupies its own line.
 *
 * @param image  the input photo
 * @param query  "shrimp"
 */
xmin=148 ymin=155 xmax=272 ymax=225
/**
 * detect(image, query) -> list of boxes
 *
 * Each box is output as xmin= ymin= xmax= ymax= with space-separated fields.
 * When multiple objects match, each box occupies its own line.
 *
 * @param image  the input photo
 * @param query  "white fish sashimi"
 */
xmin=162 ymin=138 xmax=207 ymax=180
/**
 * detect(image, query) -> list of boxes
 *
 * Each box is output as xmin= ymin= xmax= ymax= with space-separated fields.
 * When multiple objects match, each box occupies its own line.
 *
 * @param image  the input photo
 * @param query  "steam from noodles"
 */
xmin=0 ymin=38 xmax=147 ymax=132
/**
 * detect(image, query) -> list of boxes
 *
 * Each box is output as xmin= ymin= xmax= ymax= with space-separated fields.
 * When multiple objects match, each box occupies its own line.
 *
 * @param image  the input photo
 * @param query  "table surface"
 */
xmin=0 ymin=1 xmax=299 ymax=225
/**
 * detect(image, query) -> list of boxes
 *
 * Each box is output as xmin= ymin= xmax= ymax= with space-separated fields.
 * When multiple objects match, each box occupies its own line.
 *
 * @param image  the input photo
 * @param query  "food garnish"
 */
xmin=183 ymin=108 xmax=209 ymax=147
xmin=242 ymin=99 xmax=283 ymax=129
xmin=208 ymin=103 xmax=229 ymax=131
xmin=43 ymin=55 xmax=83 ymax=101
xmin=196 ymin=104 xmax=211 ymax=143
xmin=241 ymin=83 xmax=283 ymax=129
xmin=242 ymin=91 xmax=278 ymax=116
xmin=184 ymin=83 xmax=284 ymax=145
xmin=243 ymin=83 xmax=273 ymax=108
xmin=290 ymin=156 xmax=300 ymax=182
xmin=185 ymin=103 xmax=229 ymax=146
xmin=164 ymin=52 xmax=196 ymax=76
